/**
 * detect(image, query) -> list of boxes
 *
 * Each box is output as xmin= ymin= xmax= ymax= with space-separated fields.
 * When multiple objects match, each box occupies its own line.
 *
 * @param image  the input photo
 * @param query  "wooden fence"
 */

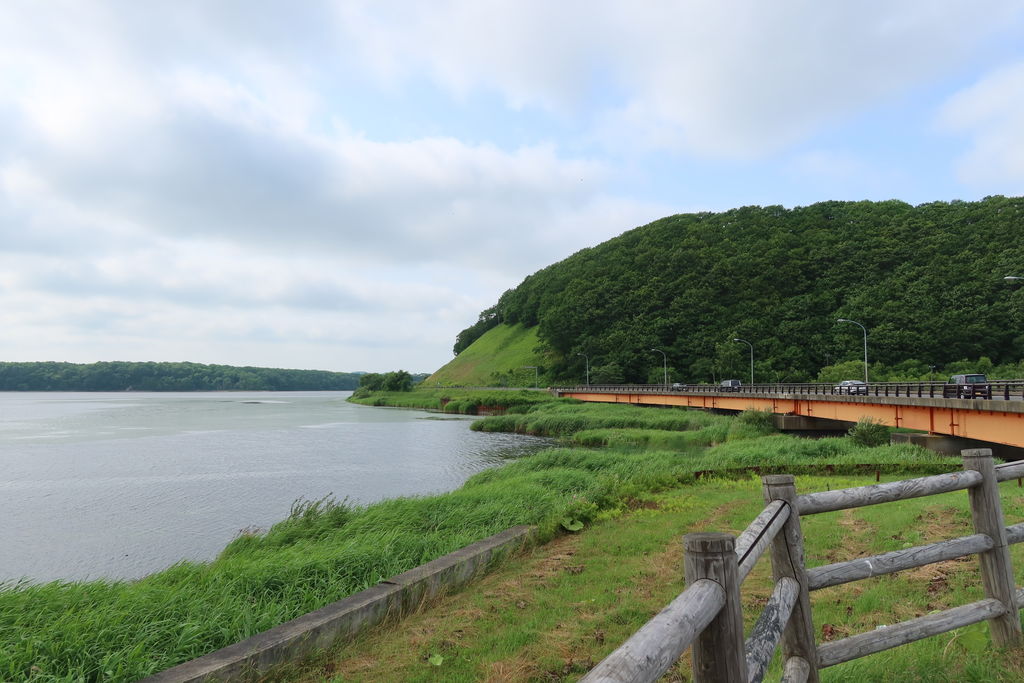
xmin=580 ymin=448 xmax=1024 ymax=683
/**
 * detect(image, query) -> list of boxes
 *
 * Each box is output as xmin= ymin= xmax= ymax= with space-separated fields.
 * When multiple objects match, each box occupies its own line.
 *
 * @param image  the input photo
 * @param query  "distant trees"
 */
xmin=458 ymin=196 xmax=1024 ymax=384
xmin=358 ymin=370 xmax=415 ymax=392
xmin=0 ymin=361 xmax=363 ymax=391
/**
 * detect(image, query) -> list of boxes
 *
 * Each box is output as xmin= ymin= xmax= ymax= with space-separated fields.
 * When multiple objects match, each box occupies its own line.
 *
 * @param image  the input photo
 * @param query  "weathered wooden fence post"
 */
xmin=961 ymin=448 xmax=1023 ymax=647
xmin=684 ymin=532 xmax=746 ymax=682
xmin=762 ymin=474 xmax=820 ymax=682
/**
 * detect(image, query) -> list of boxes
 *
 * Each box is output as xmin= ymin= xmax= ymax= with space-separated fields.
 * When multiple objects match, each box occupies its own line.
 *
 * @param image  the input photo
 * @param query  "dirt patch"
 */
xmin=913 ymin=505 xmax=970 ymax=543
xmin=823 ymin=508 xmax=875 ymax=563
xmin=624 ymin=497 xmax=661 ymax=510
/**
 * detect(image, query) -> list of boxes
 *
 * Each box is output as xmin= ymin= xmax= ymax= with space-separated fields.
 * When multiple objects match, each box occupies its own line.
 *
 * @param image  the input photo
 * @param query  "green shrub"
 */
xmin=848 ymin=417 xmax=891 ymax=447
xmin=736 ymin=409 xmax=776 ymax=433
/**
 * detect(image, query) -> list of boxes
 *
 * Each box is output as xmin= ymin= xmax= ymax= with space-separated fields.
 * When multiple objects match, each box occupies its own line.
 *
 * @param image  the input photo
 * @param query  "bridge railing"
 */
xmin=555 ymin=380 xmax=1024 ymax=400
xmin=581 ymin=449 xmax=1024 ymax=683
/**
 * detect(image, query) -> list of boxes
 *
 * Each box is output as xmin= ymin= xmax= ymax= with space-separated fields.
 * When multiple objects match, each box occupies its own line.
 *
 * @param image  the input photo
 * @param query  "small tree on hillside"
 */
xmin=381 ymin=370 xmax=414 ymax=392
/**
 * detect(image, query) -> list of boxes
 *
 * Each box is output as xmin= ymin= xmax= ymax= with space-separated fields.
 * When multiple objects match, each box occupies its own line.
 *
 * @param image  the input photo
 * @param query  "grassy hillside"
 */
xmin=453 ymin=197 xmax=1024 ymax=385
xmin=427 ymin=323 xmax=551 ymax=387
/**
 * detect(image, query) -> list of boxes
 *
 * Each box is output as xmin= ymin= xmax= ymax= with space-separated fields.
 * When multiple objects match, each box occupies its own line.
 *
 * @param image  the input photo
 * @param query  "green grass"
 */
xmin=471 ymin=401 xmax=733 ymax=436
xmin=425 ymin=323 xmax=548 ymax=387
xmin=0 ymin=401 xmax=966 ymax=681
xmin=347 ymin=388 xmax=565 ymax=414
xmin=282 ymin=476 xmax=1024 ymax=682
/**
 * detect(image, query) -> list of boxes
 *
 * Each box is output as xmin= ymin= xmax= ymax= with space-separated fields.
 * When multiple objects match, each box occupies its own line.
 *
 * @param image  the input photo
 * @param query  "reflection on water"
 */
xmin=0 ymin=392 xmax=551 ymax=583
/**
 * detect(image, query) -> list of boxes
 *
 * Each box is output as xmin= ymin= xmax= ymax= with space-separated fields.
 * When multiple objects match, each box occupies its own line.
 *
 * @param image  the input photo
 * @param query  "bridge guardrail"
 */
xmin=554 ymin=380 xmax=1024 ymax=401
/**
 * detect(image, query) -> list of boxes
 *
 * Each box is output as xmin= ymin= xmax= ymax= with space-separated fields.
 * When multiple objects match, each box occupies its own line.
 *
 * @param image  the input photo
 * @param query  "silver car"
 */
xmin=833 ymin=379 xmax=868 ymax=395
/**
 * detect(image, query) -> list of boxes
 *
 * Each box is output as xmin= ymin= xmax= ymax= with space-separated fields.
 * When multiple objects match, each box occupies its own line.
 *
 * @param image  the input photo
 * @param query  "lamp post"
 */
xmin=522 ymin=366 xmax=538 ymax=388
xmin=577 ymin=352 xmax=590 ymax=386
xmin=732 ymin=338 xmax=754 ymax=385
xmin=1005 ymin=276 xmax=1023 ymax=283
xmin=837 ymin=318 xmax=869 ymax=383
xmin=650 ymin=348 xmax=668 ymax=387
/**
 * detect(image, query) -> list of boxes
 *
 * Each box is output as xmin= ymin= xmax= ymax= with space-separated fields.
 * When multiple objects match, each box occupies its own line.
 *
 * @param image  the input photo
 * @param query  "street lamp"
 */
xmin=837 ymin=318 xmax=869 ymax=383
xmin=732 ymin=338 xmax=754 ymax=385
xmin=577 ymin=352 xmax=590 ymax=386
xmin=522 ymin=366 xmax=538 ymax=388
xmin=1005 ymin=276 xmax=1023 ymax=283
xmin=650 ymin=348 xmax=668 ymax=387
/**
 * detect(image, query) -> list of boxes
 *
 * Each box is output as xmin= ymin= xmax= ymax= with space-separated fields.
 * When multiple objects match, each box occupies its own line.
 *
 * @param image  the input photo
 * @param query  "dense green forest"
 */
xmin=455 ymin=196 xmax=1024 ymax=384
xmin=0 ymin=361 xmax=365 ymax=391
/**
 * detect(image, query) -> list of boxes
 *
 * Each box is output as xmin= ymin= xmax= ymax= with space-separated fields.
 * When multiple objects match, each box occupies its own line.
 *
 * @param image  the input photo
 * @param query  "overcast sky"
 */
xmin=2 ymin=2 xmax=1023 ymax=374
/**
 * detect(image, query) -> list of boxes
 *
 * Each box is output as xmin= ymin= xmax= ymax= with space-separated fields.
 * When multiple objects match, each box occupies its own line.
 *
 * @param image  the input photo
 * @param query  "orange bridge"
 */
xmin=553 ymin=386 xmax=1024 ymax=449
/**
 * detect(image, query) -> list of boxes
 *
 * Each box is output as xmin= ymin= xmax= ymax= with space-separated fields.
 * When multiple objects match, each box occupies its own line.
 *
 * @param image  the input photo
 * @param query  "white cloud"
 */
xmin=334 ymin=1 xmax=1023 ymax=159
xmin=0 ymin=1 xmax=1020 ymax=372
xmin=938 ymin=61 xmax=1024 ymax=190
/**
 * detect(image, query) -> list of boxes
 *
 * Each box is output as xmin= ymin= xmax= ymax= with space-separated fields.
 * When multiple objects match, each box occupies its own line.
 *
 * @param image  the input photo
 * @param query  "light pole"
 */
xmin=732 ymin=338 xmax=753 ymax=385
xmin=1005 ymin=276 xmax=1023 ymax=283
xmin=837 ymin=318 xmax=869 ymax=383
xmin=522 ymin=366 xmax=538 ymax=388
xmin=650 ymin=348 xmax=668 ymax=387
xmin=577 ymin=352 xmax=590 ymax=386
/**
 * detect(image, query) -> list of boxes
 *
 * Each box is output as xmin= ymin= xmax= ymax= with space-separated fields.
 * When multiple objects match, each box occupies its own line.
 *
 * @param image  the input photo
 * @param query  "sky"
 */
xmin=2 ymin=2 xmax=1024 ymax=374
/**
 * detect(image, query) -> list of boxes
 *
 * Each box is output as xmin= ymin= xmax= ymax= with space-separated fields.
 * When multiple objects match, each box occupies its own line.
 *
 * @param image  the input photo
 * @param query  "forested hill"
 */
xmin=0 ymin=361 xmax=363 ymax=391
xmin=454 ymin=196 xmax=1024 ymax=384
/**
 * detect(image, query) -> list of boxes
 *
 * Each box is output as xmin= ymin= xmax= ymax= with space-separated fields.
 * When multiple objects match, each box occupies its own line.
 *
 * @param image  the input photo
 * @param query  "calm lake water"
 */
xmin=0 ymin=391 xmax=550 ymax=584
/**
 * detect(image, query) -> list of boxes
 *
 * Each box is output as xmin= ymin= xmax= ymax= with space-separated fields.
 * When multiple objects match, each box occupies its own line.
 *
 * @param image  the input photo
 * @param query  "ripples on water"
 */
xmin=0 ymin=392 xmax=551 ymax=583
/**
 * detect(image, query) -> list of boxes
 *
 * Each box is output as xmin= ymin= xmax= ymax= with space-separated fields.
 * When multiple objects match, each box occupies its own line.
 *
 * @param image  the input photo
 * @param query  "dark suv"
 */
xmin=719 ymin=379 xmax=742 ymax=392
xmin=943 ymin=374 xmax=991 ymax=399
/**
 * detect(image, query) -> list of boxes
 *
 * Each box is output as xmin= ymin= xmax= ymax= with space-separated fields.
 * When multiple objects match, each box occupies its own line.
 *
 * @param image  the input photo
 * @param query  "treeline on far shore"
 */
xmin=0 ymin=361 xmax=365 ymax=392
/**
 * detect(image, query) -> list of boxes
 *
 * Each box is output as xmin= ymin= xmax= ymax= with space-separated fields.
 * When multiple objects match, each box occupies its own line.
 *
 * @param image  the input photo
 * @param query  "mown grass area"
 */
xmin=347 ymin=387 xmax=565 ymax=415
xmin=426 ymin=323 xmax=548 ymax=387
xmin=283 ymin=476 xmax=1024 ymax=682
xmin=0 ymin=402 xmax=965 ymax=681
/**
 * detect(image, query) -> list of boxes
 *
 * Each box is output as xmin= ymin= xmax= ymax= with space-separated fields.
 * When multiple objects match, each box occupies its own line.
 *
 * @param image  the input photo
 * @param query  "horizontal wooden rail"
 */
xmin=745 ymin=577 xmax=799 ymax=683
xmin=580 ymin=578 xmax=726 ymax=683
xmin=995 ymin=460 xmax=1024 ymax=482
xmin=796 ymin=470 xmax=982 ymax=515
xmin=806 ymin=533 xmax=994 ymax=590
xmin=584 ymin=449 xmax=1021 ymax=683
xmin=816 ymin=598 xmax=1007 ymax=668
xmin=735 ymin=500 xmax=789 ymax=583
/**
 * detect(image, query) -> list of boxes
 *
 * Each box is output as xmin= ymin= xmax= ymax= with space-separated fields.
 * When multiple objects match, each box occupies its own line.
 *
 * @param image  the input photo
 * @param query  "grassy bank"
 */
xmin=286 ymin=476 xmax=1024 ymax=682
xmin=0 ymin=402 xmax=957 ymax=681
xmin=347 ymin=387 xmax=564 ymax=414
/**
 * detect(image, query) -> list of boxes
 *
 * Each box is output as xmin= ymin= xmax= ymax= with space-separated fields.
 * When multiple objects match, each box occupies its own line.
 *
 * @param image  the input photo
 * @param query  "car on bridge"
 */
xmin=719 ymin=379 xmax=742 ymax=391
xmin=943 ymin=374 xmax=991 ymax=399
xmin=833 ymin=379 xmax=868 ymax=395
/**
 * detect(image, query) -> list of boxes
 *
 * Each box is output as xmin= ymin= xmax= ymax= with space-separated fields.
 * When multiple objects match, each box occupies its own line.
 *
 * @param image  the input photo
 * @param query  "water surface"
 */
xmin=0 ymin=392 xmax=549 ymax=583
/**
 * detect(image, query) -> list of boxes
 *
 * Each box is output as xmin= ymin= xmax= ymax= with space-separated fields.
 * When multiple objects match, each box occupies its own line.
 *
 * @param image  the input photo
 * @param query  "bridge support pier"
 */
xmin=891 ymin=433 xmax=1024 ymax=461
xmin=772 ymin=414 xmax=853 ymax=437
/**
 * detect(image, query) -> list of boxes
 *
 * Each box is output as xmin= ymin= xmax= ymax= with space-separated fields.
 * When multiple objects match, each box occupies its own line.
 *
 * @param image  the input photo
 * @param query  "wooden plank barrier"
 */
xmin=582 ymin=449 xmax=1024 ymax=683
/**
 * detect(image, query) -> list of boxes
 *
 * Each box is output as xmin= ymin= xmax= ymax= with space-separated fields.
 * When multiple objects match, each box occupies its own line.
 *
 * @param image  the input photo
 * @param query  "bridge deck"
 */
xmin=555 ymin=388 xmax=1024 ymax=449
